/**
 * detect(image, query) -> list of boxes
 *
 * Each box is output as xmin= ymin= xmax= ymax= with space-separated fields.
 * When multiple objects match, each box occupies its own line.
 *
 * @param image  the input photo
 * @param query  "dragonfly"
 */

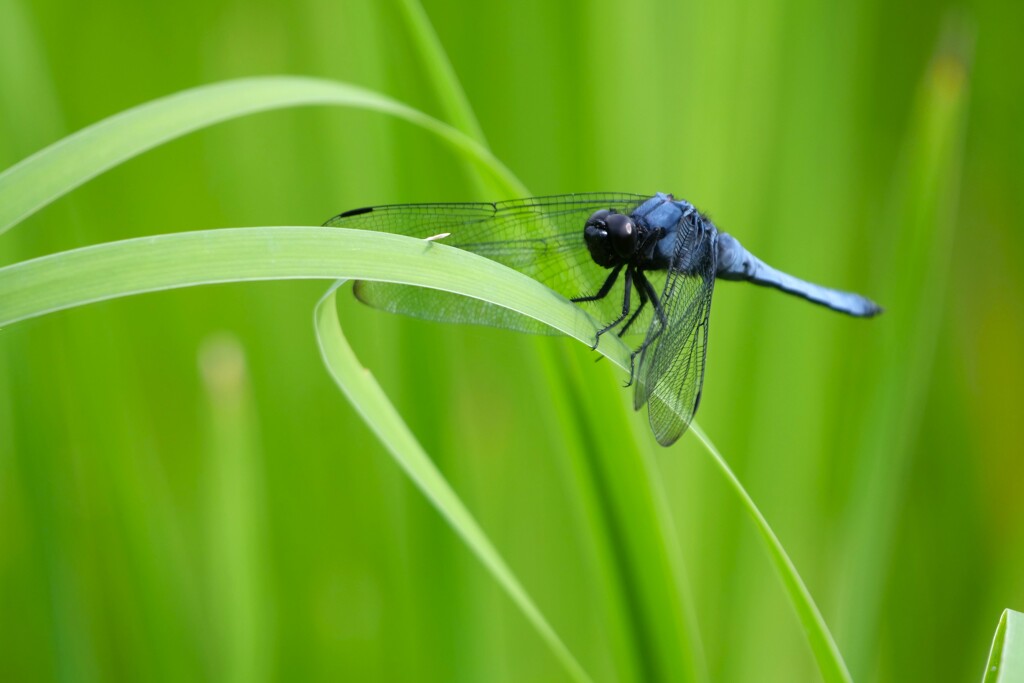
xmin=325 ymin=193 xmax=881 ymax=446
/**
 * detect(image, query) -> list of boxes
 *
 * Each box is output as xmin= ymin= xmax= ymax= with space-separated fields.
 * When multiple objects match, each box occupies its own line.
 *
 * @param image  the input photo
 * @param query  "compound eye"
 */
xmin=605 ymin=212 xmax=637 ymax=256
xmin=586 ymin=209 xmax=611 ymax=230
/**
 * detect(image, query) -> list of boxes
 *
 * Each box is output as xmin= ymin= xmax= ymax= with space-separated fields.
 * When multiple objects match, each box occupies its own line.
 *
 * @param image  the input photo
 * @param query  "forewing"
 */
xmin=325 ymin=194 xmax=650 ymax=334
xmin=633 ymin=234 xmax=717 ymax=446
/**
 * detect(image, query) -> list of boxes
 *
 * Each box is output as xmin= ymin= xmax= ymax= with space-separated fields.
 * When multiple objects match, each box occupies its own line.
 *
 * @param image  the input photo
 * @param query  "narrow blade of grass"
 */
xmin=690 ymin=424 xmax=851 ymax=683
xmin=0 ymin=228 xmax=610 ymax=356
xmin=394 ymin=0 xmax=486 ymax=144
xmin=0 ymin=76 xmax=525 ymax=236
xmin=314 ymin=281 xmax=592 ymax=683
xmin=546 ymin=348 xmax=708 ymax=683
xmin=982 ymin=610 xmax=1024 ymax=683
xmin=198 ymin=335 xmax=269 ymax=683
xmin=393 ymin=0 xmax=496 ymax=202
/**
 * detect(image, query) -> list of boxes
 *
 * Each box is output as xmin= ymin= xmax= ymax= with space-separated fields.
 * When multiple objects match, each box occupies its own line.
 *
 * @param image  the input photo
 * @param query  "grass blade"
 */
xmin=983 ymin=610 xmax=1024 ymax=683
xmin=690 ymin=424 xmax=851 ymax=683
xmin=314 ymin=281 xmax=592 ymax=683
xmin=394 ymin=0 xmax=486 ymax=144
xmin=0 ymin=76 xmax=525 ymax=236
xmin=0 ymin=228 xmax=612 ymax=356
xmin=548 ymin=349 xmax=708 ymax=683
xmin=198 ymin=335 xmax=269 ymax=683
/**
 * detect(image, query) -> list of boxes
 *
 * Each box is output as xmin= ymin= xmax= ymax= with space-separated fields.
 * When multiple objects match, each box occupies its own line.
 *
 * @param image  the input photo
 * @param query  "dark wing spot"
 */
xmin=338 ymin=206 xmax=373 ymax=218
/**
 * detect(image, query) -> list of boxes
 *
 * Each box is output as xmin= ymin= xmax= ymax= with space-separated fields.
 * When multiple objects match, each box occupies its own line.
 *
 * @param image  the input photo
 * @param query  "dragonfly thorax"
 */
xmin=583 ymin=209 xmax=639 ymax=268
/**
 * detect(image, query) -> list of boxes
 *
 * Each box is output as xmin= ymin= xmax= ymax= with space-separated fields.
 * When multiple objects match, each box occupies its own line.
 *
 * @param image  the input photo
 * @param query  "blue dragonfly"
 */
xmin=326 ymin=193 xmax=881 ymax=446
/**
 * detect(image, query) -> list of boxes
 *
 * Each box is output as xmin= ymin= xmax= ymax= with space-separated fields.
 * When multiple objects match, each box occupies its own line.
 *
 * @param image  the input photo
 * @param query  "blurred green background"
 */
xmin=1 ymin=0 xmax=1021 ymax=681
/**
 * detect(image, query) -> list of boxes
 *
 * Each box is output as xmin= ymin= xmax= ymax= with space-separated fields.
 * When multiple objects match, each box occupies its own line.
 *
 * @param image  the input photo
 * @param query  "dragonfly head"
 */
xmin=584 ymin=209 xmax=637 ymax=268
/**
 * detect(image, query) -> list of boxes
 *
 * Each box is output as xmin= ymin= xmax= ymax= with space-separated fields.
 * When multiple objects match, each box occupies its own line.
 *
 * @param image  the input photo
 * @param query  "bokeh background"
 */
xmin=1 ymin=0 xmax=1021 ymax=681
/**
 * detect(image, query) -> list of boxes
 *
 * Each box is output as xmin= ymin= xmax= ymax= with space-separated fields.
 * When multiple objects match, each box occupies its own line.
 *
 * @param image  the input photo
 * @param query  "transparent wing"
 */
xmin=325 ymin=193 xmax=661 ymax=334
xmin=633 ymin=229 xmax=717 ymax=447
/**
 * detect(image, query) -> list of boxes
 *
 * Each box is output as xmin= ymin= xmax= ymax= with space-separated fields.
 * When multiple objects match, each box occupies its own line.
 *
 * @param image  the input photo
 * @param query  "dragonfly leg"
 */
xmin=626 ymin=273 xmax=666 ymax=386
xmin=571 ymin=264 xmax=622 ymax=303
xmin=571 ymin=265 xmax=629 ymax=349
xmin=617 ymin=272 xmax=649 ymax=337
xmin=592 ymin=267 xmax=634 ymax=348
xmin=645 ymin=274 xmax=668 ymax=329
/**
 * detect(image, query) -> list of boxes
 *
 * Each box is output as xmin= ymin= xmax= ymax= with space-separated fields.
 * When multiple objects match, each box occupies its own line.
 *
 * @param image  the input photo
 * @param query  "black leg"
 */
xmin=617 ymin=274 xmax=649 ymax=337
xmin=571 ymin=265 xmax=622 ymax=303
xmin=572 ymin=265 xmax=631 ymax=350
xmin=642 ymin=273 xmax=667 ymax=328
xmin=626 ymin=272 xmax=666 ymax=386
xmin=593 ymin=267 xmax=633 ymax=343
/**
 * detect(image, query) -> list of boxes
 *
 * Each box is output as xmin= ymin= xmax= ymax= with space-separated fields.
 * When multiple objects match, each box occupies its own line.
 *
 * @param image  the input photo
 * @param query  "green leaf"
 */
xmin=315 ymin=281 xmax=592 ymax=683
xmin=983 ymin=610 xmax=1024 ymax=683
xmin=0 ymin=76 xmax=525 ymax=236
xmin=0 ymin=226 xmax=604 ymax=681
xmin=0 ymin=227 xmax=610 ymax=351
xmin=394 ymin=0 xmax=486 ymax=144
xmin=689 ymin=424 xmax=851 ymax=683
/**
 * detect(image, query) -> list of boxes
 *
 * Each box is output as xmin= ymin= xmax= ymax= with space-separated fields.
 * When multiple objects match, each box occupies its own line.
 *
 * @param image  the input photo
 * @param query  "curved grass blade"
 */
xmin=315 ymin=281 xmax=592 ymax=683
xmin=394 ymin=0 xmax=486 ymax=144
xmin=0 ymin=228 xmax=593 ymax=680
xmin=0 ymin=76 xmax=525 ymax=236
xmin=689 ymin=424 xmax=852 ymax=683
xmin=0 ymin=226 xmax=618 ymax=354
xmin=0 ymin=226 xmax=606 ymax=680
xmin=982 ymin=610 xmax=1024 ymax=683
